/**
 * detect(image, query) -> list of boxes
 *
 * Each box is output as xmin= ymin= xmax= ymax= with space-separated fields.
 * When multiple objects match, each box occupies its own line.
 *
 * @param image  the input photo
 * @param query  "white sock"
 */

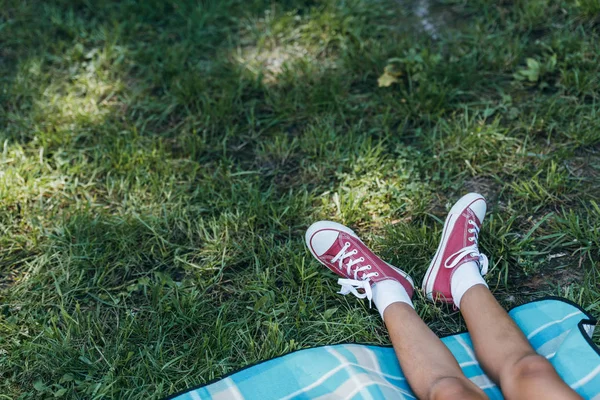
xmin=451 ymin=261 xmax=487 ymax=308
xmin=372 ymin=279 xmax=413 ymax=319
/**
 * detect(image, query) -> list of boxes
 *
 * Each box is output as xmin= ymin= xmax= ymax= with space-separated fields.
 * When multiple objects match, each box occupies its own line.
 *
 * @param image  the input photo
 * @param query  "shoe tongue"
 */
xmin=472 ymin=211 xmax=482 ymax=227
xmin=323 ymin=232 xmax=350 ymax=257
xmin=468 ymin=199 xmax=486 ymax=223
xmin=463 ymin=208 xmax=482 ymax=227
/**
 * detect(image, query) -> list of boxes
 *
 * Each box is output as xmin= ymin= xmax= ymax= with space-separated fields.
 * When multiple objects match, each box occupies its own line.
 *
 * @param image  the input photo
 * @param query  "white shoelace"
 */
xmin=444 ymin=219 xmax=489 ymax=275
xmin=331 ymin=242 xmax=378 ymax=306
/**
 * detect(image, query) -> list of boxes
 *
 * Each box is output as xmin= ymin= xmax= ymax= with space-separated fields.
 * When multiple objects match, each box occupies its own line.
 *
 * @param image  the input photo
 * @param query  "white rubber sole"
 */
xmin=305 ymin=220 xmax=414 ymax=288
xmin=421 ymin=193 xmax=485 ymax=300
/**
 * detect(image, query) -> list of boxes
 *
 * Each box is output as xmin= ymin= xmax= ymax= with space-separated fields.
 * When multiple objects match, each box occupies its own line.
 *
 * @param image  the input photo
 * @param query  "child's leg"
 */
xmin=384 ymin=302 xmax=488 ymax=400
xmin=459 ymin=285 xmax=582 ymax=400
xmin=421 ymin=192 xmax=581 ymax=399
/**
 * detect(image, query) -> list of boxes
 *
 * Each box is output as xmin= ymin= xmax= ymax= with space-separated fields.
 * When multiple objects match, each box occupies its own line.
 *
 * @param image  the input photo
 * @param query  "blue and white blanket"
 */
xmin=169 ymin=297 xmax=600 ymax=400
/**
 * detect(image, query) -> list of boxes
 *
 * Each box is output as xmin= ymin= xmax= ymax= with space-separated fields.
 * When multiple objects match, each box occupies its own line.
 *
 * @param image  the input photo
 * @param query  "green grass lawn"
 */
xmin=1 ymin=0 xmax=600 ymax=398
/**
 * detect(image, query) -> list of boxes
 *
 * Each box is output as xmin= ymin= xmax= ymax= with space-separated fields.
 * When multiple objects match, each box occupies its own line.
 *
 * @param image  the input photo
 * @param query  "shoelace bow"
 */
xmin=444 ymin=219 xmax=489 ymax=275
xmin=331 ymin=242 xmax=378 ymax=306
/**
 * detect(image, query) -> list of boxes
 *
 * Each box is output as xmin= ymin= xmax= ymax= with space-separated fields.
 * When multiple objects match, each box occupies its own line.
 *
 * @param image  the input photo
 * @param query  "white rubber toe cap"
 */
xmin=450 ymin=192 xmax=486 ymax=222
xmin=469 ymin=197 xmax=487 ymax=223
xmin=305 ymin=221 xmax=358 ymax=256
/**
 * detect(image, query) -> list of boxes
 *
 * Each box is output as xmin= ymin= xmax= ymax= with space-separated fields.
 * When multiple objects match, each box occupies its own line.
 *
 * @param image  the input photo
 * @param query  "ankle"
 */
xmin=372 ymin=279 xmax=413 ymax=319
xmin=382 ymin=300 xmax=414 ymax=321
xmin=450 ymin=261 xmax=487 ymax=308
xmin=458 ymin=283 xmax=490 ymax=310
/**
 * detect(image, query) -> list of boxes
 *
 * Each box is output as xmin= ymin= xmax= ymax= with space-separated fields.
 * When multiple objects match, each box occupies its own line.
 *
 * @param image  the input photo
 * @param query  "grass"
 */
xmin=1 ymin=0 xmax=600 ymax=398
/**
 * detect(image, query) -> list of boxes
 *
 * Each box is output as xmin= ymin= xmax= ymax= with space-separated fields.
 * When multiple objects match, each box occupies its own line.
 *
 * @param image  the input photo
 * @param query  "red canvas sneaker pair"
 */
xmin=305 ymin=193 xmax=489 ymax=306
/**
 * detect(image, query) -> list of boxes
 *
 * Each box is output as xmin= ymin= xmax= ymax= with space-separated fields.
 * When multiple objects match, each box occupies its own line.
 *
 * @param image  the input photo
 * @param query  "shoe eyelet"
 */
xmin=468 ymin=237 xmax=475 ymax=242
xmin=468 ymin=219 xmax=474 ymax=224
xmin=374 ymin=272 xmax=379 ymax=277
xmin=345 ymin=242 xmax=350 ymax=246
xmin=352 ymin=250 xmax=358 ymax=255
xmin=468 ymin=229 xmax=474 ymax=233
xmin=367 ymin=265 xmax=372 ymax=269
xmin=359 ymin=257 xmax=365 ymax=262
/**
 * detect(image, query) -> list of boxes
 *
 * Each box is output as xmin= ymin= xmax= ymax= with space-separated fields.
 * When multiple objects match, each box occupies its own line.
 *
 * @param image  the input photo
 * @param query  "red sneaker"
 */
xmin=305 ymin=221 xmax=414 ymax=305
xmin=422 ymin=193 xmax=489 ymax=304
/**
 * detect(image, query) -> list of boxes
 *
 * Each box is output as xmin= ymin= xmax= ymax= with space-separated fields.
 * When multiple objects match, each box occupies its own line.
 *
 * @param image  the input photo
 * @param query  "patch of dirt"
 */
xmin=566 ymin=152 xmax=600 ymax=181
xmin=424 ymin=176 xmax=502 ymax=221
xmin=462 ymin=176 xmax=501 ymax=203
xmin=522 ymin=254 xmax=585 ymax=292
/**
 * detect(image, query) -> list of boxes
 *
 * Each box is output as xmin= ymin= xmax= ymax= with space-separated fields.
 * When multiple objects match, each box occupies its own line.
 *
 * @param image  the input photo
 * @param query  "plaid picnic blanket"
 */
xmin=168 ymin=297 xmax=600 ymax=400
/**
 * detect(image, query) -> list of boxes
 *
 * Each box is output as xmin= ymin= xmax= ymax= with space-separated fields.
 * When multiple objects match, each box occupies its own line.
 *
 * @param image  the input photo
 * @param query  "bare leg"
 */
xmin=384 ymin=302 xmax=488 ymax=400
xmin=460 ymin=285 xmax=582 ymax=400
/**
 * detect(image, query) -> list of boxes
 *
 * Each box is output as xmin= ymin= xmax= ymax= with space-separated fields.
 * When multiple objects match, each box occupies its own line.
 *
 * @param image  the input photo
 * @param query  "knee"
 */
xmin=430 ymin=376 xmax=485 ymax=400
xmin=507 ymin=353 xmax=556 ymax=382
